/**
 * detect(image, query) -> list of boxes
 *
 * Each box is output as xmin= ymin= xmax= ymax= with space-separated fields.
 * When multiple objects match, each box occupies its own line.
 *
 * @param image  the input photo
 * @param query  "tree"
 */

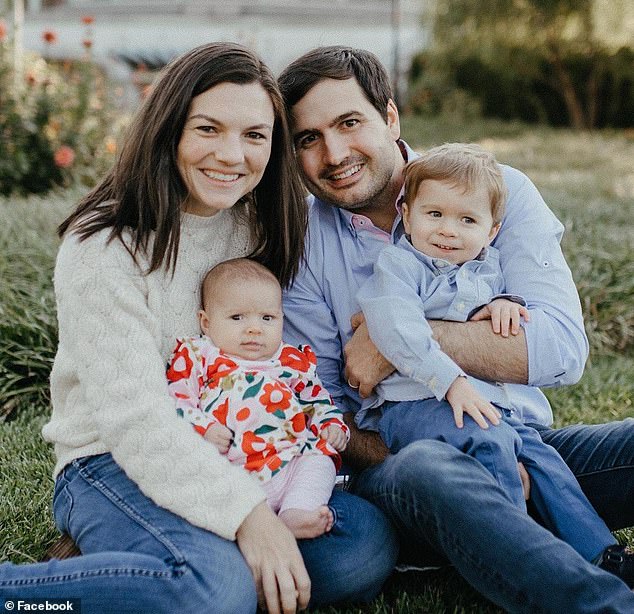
xmin=430 ymin=0 xmax=618 ymax=129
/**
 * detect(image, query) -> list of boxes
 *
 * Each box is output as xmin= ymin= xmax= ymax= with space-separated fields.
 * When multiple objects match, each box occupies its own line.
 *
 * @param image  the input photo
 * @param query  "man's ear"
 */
xmin=198 ymin=309 xmax=209 ymax=336
xmin=386 ymin=99 xmax=401 ymax=140
xmin=488 ymin=223 xmax=501 ymax=244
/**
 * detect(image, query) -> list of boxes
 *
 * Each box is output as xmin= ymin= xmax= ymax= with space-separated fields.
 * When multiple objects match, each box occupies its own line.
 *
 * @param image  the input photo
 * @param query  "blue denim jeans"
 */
xmin=351 ymin=417 xmax=634 ymax=613
xmin=378 ymin=399 xmax=616 ymax=562
xmin=0 ymin=453 xmax=398 ymax=613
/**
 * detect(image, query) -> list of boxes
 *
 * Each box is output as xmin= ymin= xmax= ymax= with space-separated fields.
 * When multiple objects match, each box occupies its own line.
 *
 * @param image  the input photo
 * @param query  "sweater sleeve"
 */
xmin=53 ymin=233 xmax=265 ymax=540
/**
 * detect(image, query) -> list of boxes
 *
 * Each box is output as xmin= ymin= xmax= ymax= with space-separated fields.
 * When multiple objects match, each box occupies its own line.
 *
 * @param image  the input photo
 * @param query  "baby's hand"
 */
xmin=470 ymin=298 xmax=530 ymax=337
xmin=446 ymin=376 xmax=501 ymax=429
xmin=321 ymin=425 xmax=348 ymax=452
xmin=203 ymin=422 xmax=233 ymax=454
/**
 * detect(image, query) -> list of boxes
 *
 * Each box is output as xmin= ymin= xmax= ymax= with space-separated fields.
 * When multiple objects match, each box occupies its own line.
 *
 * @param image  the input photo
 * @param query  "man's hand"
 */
xmin=470 ymin=298 xmax=530 ymax=338
xmin=344 ymin=312 xmax=395 ymax=398
xmin=237 ymin=502 xmax=311 ymax=614
xmin=445 ymin=376 xmax=501 ymax=429
xmin=518 ymin=462 xmax=531 ymax=500
xmin=321 ymin=425 xmax=348 ymax=452
xmin=203 ymin=422 xmax=232 ymax=454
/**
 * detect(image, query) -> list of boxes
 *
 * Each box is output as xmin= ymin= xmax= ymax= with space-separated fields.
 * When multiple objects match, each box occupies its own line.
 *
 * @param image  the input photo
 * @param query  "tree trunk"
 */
xmin=548 ymin=46 xmax=588 ymax=129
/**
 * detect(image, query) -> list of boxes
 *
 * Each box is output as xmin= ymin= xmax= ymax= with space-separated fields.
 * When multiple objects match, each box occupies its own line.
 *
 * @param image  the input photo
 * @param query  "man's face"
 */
xmin=290 ymin=78 xmax=402 ymax=212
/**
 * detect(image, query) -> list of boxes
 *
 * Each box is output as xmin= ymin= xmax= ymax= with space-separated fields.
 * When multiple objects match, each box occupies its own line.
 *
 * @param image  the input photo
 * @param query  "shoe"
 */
xmin=597 ymin=544 xmax=634 ymax=588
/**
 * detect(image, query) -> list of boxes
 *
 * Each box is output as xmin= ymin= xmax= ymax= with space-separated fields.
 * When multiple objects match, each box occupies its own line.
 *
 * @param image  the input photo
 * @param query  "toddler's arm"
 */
xmin=470 ymin=298 xmax=530 ymax=337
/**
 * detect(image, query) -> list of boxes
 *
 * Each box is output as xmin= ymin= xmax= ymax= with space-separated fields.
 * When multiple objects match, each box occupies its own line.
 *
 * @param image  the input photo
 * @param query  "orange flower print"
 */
xmin=279 ymin=346 xmax=310 ymax=372
xmin=236 ymin=407 xmax=250 ymax=421
xmin=302 ymin=345 xmax=317 ymax=366
xmin=290 ymin=412 xmax=307 ymax=433
xmin=166 ymin=343 xmax=193 ymax=382
xmin=205 ymin=356 xmax=238 ymax=388
xmin=212 ymin=398 xmax=229 ymax=425
xmin=242 ymin=431 xmax=280 ymax=472
xmin=259 ymin=382 xmax=292 ymax=413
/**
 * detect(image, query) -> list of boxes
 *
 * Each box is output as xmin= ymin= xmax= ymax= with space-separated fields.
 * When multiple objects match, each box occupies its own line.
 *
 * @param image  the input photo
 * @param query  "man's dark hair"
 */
xmin=278 ymin=46 xmax=393 ymax=121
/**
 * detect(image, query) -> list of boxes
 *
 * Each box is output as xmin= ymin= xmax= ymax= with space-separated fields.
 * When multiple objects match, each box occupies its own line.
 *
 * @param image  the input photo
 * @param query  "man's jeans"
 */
xmin=0 ymin=453 xmax=398 ymax=613
xmin=352 ymin=418 xmax=634 ymax=614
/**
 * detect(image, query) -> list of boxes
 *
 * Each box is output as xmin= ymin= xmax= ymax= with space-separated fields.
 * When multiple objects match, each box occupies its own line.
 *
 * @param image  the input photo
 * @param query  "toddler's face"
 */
xmin=199 ymin=278 xmax=283 ymax=360
xmin=402 ymin=179 xmax=499 ymax=265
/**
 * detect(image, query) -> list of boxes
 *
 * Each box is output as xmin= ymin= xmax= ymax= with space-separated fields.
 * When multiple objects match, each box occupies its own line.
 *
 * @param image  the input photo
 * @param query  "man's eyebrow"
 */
xmin=293 ymin=111 xmax=362 ymax=145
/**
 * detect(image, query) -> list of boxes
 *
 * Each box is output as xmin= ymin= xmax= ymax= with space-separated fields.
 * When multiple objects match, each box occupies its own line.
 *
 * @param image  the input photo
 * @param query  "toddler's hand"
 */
xmin=470 ymin=298 xmax=530 ymax=337
xmin=203 ymin=422 xmax=233 ymax=454
xmin=321 ymin=425 xmax=348 ymax=452
xmin=446 ymin=376 xmax=501 ymax=429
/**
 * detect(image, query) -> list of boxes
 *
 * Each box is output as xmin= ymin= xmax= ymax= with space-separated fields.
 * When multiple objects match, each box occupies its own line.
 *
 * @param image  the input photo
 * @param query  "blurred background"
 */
xmin=1 ymin=3 xmax=633 ymax=612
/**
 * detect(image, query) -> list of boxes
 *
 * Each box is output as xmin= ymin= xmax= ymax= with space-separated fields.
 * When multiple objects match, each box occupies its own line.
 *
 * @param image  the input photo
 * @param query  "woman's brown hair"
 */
xmin=58 ymin=42 xmax=306 ymax=287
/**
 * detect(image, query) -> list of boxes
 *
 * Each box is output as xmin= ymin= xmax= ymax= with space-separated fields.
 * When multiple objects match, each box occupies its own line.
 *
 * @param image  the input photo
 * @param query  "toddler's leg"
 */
xmin=512 ymin=418 xmax=616 ymax=562
xmin=379 ymin=400 xmax=526 ymax=509
xmin=276 ymin=455 xmax=336 ymax=539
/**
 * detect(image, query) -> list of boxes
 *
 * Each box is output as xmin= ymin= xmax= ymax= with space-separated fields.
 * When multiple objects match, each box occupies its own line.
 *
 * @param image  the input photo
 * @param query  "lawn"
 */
xmin=1 ymin=118 xmax=632 ymax=612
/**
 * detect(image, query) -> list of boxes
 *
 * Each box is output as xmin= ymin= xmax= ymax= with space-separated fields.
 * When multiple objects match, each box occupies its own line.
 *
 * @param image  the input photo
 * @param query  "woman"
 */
xmin=0 ymin=43 xmax=398 ymax=614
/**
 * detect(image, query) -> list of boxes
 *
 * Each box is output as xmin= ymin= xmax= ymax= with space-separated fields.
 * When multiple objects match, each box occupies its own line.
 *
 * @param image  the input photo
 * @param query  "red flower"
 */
xmin=259 ymin=382 xmax=292 ymax=413
xmin=0 ymin=20 xmax=7 ymax=42
xmin=82 ymin=39 xmax=93 ymax=49
xmin=279 ymin=346 xmax=310 ymax=372
xmin=212 ymin=398 xmax=229 ymax=425
xmin=81 ymin=15 xmax=95 ymax=25
xmin=205 ymin=356 xmax=238 ymax=388
xmin=42 ymin=30 xmax=57 ymax=44
xmin=166 ymin=343 xmax=193 ymax=382
xmin=242 ymin=431 xmax=281 ymax=472
xmin=290 ymin=412 xmax=307 ymax=433
xmin=54 ymin=146 xmax=75 ymax=169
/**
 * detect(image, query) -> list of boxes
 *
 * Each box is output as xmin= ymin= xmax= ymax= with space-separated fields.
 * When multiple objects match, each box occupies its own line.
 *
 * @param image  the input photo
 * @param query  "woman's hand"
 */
xmin=237 ymin=502 xmax=311 ymax=614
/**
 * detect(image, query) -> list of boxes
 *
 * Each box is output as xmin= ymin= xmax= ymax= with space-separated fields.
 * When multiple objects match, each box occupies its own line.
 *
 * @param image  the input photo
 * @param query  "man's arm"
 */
xmin=430 ymin=320 xmax=528 ymax=384
xmin=341 ymin=412 xmax=389 ymax=471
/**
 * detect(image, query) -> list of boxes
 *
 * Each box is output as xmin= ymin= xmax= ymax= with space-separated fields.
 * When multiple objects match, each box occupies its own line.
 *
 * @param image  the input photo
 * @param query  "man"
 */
xmin=278 ymin=46 xmax=634 ymax=612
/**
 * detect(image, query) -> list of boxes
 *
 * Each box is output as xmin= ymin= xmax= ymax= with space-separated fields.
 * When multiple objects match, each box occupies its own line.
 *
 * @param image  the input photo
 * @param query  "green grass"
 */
xmin=1 ymin=119 xmax=633 ymax=612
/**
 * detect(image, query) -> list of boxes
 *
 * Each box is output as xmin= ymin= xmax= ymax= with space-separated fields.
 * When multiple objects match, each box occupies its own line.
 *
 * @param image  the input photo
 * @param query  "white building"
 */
xmin=21 ymin=0 xmax=431 ymax=102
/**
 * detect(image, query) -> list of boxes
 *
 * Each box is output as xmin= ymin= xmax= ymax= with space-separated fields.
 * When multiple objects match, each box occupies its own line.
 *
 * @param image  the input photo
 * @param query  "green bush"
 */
xmin=0 ymin=20 xmax=123 ymax=196
xmin=407 ymin=46 xmax=634 ymax=128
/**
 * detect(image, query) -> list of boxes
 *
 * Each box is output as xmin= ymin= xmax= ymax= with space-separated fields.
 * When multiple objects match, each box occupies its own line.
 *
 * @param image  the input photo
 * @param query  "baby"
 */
xmin=167 ymin=258 xmax=348 ymax=538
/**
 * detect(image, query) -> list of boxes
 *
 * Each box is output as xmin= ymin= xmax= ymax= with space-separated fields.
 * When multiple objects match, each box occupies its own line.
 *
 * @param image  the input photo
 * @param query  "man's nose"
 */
xmin=322 ymin=133 xmax=349 ymax=167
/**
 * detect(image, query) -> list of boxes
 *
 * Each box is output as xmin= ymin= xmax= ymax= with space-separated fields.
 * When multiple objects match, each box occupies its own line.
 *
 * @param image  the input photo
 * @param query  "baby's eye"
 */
xmin=230 ymin=314 xmax=243 ymax=321
xmin=262 ymin=315 xmax=275 ymax=322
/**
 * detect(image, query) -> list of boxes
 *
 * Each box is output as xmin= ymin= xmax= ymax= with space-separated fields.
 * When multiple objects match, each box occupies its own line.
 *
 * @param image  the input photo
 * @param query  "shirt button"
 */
xmin=457 ymin=302 xmax=465 ymax=311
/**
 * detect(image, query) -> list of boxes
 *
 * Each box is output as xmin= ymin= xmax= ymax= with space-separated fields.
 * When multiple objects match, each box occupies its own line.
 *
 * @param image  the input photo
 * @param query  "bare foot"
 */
xmin=279 ymin=506 xmax=333 ymax=539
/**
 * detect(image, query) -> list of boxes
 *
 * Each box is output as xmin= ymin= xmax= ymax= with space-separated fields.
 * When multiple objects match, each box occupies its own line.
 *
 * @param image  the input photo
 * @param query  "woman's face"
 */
xmin=177 ymin=81 xmax=275 ymax=216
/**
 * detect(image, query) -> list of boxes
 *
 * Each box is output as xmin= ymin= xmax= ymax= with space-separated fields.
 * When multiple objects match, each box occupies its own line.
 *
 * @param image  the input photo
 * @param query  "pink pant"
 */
xmin=263 ymin=454 xmax=336 ymax=514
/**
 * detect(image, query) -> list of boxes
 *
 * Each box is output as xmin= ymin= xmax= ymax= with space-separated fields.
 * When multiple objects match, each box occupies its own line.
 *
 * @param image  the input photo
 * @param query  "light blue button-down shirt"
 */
xmin=354 ymin=235 xmax=544 ymax=430
xmin=283 ymin=141 xmax=588 ymax=426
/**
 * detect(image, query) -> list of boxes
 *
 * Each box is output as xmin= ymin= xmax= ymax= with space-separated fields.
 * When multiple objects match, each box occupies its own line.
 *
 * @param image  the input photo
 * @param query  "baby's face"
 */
xmin=200 ymin=278 xmax=283 ymax=360
xmin=402 ymin=179 xmax=499 ymax=265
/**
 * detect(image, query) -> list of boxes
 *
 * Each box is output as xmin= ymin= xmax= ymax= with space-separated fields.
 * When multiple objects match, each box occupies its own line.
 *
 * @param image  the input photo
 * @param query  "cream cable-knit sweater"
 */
xmin=44 ymin=208 xmax=267 ymax=541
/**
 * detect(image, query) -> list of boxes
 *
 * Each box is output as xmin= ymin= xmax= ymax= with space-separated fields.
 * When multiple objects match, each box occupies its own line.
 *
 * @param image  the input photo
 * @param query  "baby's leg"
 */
xmin=277 ymin=455 xmax=337 ymax=539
